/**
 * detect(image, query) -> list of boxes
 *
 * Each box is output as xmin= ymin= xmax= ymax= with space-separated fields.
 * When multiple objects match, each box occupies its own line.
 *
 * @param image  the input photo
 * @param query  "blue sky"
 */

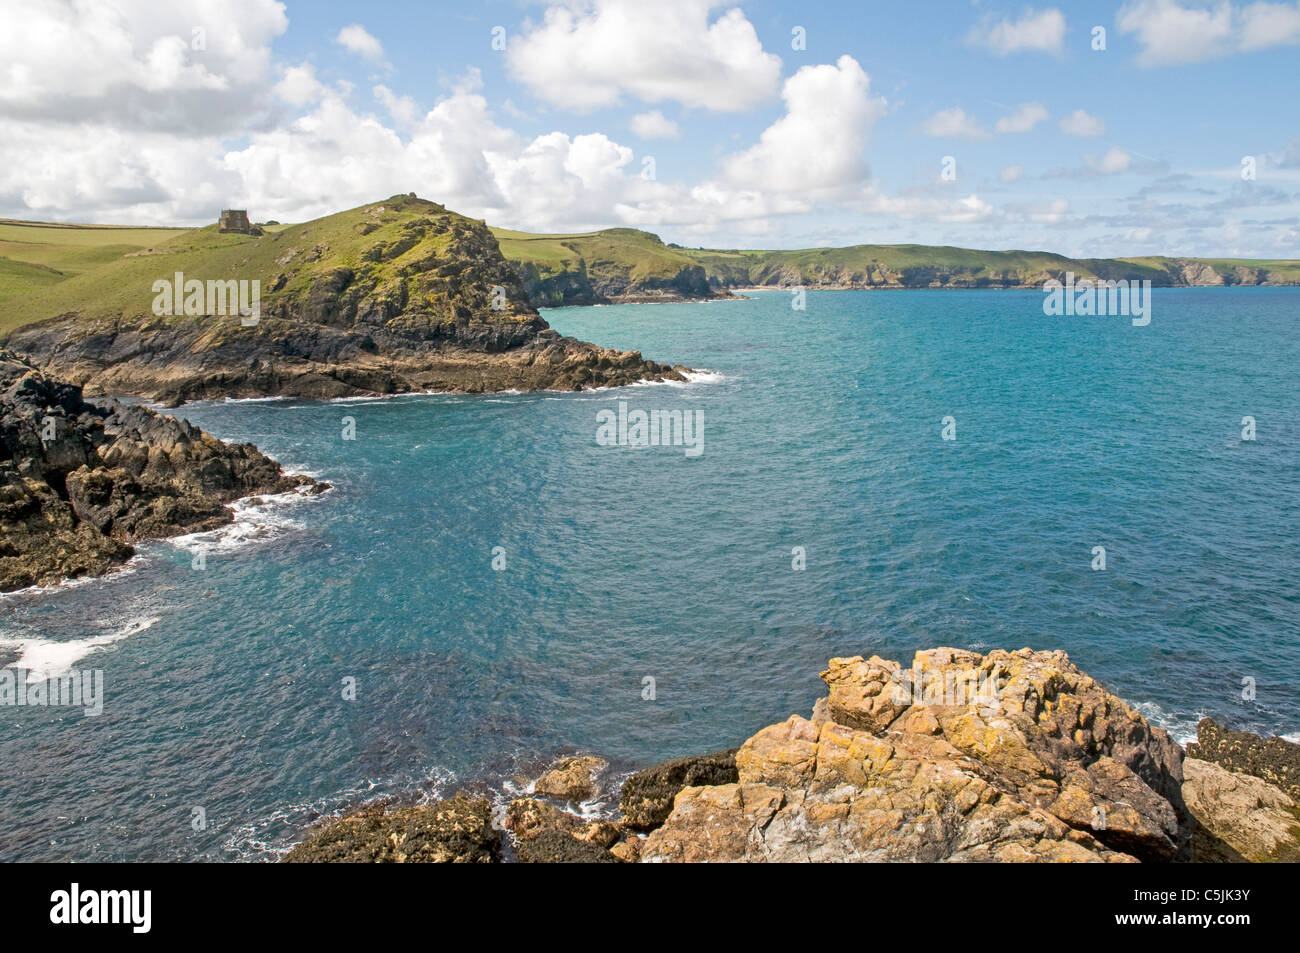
xmin=2 ymin=0 xmax=1298 ymax=257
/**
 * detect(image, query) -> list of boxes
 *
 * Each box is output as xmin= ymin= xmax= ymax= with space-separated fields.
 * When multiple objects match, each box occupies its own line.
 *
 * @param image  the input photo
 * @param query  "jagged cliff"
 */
xmin=0 ymin=350 xmax=322 ymax=591
xmin=1 ymin=196 xmax=686 ymax=404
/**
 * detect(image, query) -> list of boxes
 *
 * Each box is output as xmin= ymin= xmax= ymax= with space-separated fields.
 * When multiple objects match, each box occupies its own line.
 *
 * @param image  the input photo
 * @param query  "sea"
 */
xmin=1 ymin=287 xmax=1296 ymax=861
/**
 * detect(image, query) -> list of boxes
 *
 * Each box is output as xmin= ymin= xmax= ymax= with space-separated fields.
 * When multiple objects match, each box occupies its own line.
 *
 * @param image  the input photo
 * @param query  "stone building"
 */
xmin=217 ymin=209 xmax=261 ymax=235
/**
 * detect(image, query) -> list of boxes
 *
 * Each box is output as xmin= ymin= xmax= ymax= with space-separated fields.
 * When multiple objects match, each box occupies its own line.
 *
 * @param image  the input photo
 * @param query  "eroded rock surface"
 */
xmin=642 ymin=648 xmax=1187 ymax=863
xmin=1183 ymin=758 xmax=1300 ymax=863
xmin=619 ymin=749 xmax=739 ymax=831
xmin=282 ymin=795 xmax=499 ymax=863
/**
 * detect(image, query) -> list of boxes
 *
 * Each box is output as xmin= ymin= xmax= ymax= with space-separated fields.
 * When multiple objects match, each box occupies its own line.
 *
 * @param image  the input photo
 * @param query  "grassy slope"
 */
xmin=0 ymin=197 xmax=537 ymax=336
xmin=492 ymin=226 xmax=713 ymax=303
xmin=0 ymin=220 xmax=191 ymax=317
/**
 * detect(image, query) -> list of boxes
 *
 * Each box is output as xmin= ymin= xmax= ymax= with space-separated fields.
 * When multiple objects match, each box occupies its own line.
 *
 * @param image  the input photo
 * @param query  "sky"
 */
xmin=1 ymin=0 xmax=1298 ymax=258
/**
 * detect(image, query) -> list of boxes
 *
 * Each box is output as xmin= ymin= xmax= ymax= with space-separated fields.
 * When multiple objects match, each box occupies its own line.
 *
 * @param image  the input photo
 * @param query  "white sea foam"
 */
xmin=1131 ymin=699 xmax=1204 ymax=745
xmin=0 ymin=615 xmax=158 ymax=683
xmin=166 ymin=484 xmax=325 ymax=557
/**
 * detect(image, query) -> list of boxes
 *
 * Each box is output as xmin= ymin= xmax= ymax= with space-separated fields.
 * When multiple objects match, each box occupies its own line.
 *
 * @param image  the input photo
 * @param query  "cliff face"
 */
xmin=3 ymin=196 xmax=685 ymax=404
xmin=0 ymin=350 xmax=321 ymax=591
xmin=495 ymin=227 xmax=735 ymax=307
xmin=497 ymin=228 xmax=1300 ymax=301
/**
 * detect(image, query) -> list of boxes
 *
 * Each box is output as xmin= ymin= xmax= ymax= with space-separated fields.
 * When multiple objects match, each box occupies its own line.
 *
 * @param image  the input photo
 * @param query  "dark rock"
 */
xmin=283 ymin=795 xmax=500 ymax=863
xmin=1188 ymin=718 xmax=1300 ymax=800
xmin=0 ymin=349 xmax=320 ymax=590
xmin=619 ymin=748 xmax=739 ymax=831
xmin=514 ymin=828 xmax=619 ymax=863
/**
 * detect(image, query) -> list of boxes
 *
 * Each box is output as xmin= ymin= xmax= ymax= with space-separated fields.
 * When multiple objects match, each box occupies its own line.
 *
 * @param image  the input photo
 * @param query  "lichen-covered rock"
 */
xmin=619 ymin=748 xmax=739 ymax=831
xmin=1187 ymin=718 xmax=1300 ymax=799
xmin=503 ymin=798 xmax=580 ymax=841
xmin=0 ymin=349 xmax=322 ymax=590
xmin=533 ymin=755 xmax=607 ymax=802
xmin=641 ymin=648 xmax=1188 ymax=863
xmin=1183 ymin=758 xmax=1300 ymax=863
xmin=282 ymin=795 xmax=500 ymax=863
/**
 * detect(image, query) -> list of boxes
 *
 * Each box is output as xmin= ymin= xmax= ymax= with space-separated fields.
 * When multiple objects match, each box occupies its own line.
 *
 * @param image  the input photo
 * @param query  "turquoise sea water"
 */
xmin=1 ymin=287 xmax=1297 ymax=861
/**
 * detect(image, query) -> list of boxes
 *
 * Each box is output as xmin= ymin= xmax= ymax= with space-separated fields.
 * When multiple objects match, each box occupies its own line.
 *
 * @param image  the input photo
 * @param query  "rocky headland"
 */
xmin=2 ymin=195 xmax=687 ymax=405
xmin=0 ymin=349 xmax=324 ymax=591
xmin=282 ymin=647 xmax=1300 ymax=863
xmin=494 ymin=226 xmax=1300 ymax=306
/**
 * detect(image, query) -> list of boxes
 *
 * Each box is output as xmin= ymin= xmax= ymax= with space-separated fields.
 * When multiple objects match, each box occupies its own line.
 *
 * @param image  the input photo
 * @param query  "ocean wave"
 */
xmin=164 ymin=484 xmax=327 ymax=558
xmin=0 ymin=615 xmax=158 ymax=683
xmin=1130 ymin=699 xmax=1203 ymax=745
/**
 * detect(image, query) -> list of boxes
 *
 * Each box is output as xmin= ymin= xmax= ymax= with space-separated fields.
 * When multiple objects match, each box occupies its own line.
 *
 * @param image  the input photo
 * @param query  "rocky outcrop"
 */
xmin=282 ymin=795 xmax=499 ymax=863
xmin=280 ymin=653 xmax=1297 ymax=864
xmin=1187 ymin=717 xmax=1300 ymax=799
xmin=619 ymin=749 xmax=738 ymax=831
xmin=533 ymin=755 xmax=608 ymax=802
xmin=641 ymin=648 xmax=1187 ymax=863
xmin=1183 ymin=758 xmax=1300 ymax=862
xmin=0 ymin=349 xmax=321 ymax=591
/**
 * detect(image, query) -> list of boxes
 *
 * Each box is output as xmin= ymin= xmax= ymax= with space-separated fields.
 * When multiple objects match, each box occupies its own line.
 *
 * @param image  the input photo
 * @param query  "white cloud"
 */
xmin=860 ymin=190 xmax=995 ymax=224
xmin=630 ymin=110 xmax=680 ymax=140
xmin=0 ymin=0 xmax=287 ymax=134
xmin=1001 ymin=164 xmax=1025 ymax=182
xmin=922 ymin=108 xmax=990 ymax=140
xmin=506 ymin=0 xmax=781 ymax=112
xmin=1117 ymin=1 xmax=1300 ymax=66
xmin=374 ymin=84 xmax=419 ymax=126
xmin=275 ymin=64 xmax=328 ymax=108
xmin=335 ymin=24 xmax=386 ymax=63
xmin=722 ymin=56 xmax=885 ymax=194
xmin=1059 ymin=109 xmax=1105 ymax=136
xmin=1085 ymin=147 xmax=1133 ymax=174
xmin=967 ymin=8 xmax=1066 ymax=55
xmin=995 ymin=102 xmax=1049 ymax=133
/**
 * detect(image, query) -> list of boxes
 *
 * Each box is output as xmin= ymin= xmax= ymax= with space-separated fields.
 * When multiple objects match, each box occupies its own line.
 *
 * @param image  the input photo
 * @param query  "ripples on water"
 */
xmin=1 ymin=287 xmax=1296 ymax=860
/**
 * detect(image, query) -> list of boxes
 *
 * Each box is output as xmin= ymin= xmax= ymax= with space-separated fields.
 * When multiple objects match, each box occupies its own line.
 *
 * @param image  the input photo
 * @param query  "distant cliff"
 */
xmin=495 ymin=227 xmax=1300 ymax=305
xmin=493 ymin=227 xmax=734 ymax=306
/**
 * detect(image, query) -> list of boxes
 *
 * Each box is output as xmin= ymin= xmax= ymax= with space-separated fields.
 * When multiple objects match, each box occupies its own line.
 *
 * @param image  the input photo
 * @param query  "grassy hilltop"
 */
xmin=0 ymin=195 xmax=684 ymax=402
xmin=492 ymin=226 xmax=721 ymax=305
